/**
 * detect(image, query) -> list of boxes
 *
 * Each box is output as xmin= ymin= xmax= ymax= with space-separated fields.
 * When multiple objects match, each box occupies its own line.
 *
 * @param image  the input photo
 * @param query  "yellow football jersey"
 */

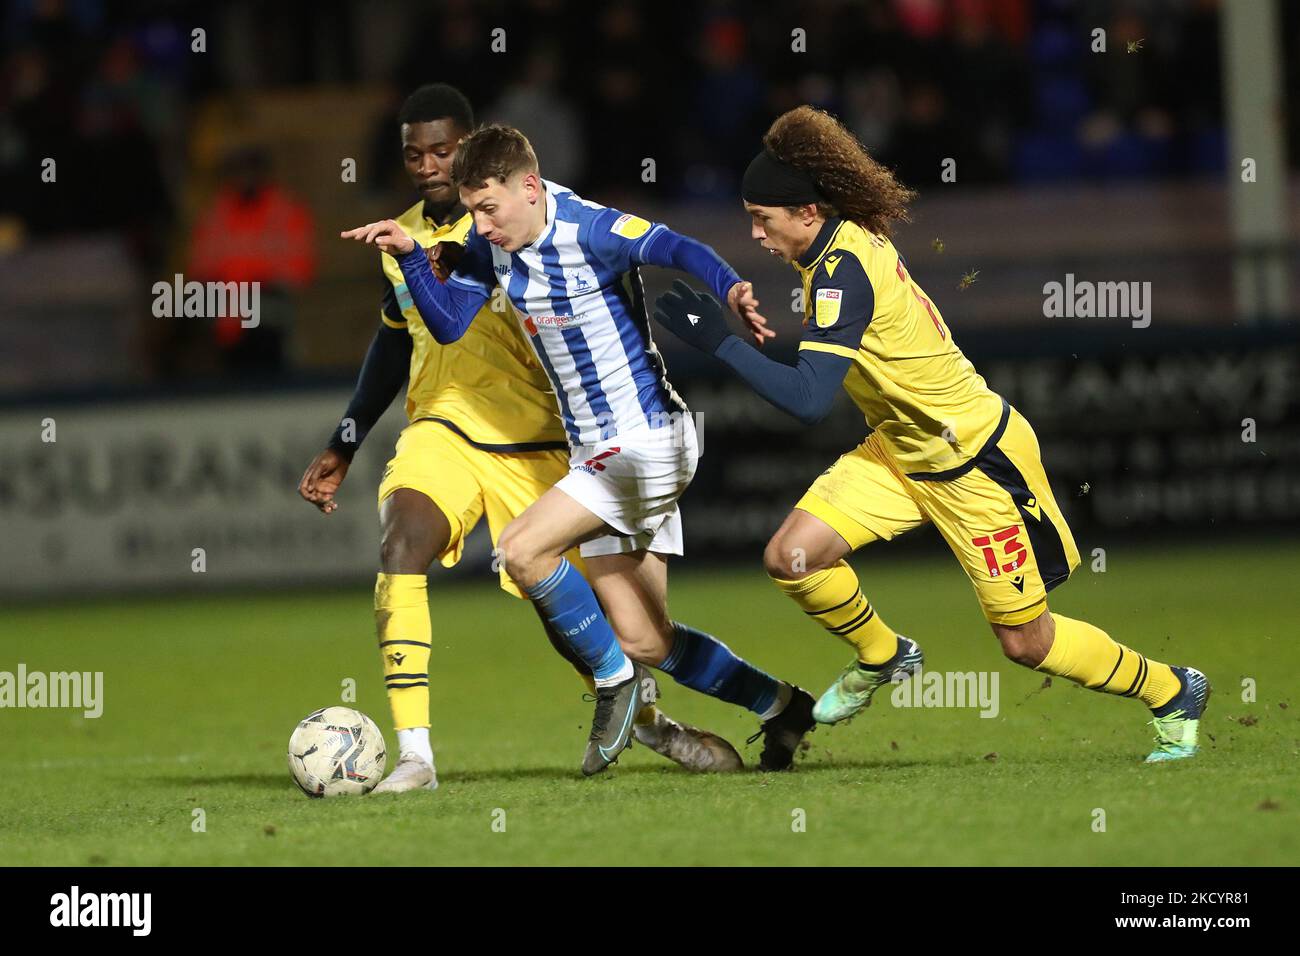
xmin=379 ymin=201 xmax=566 ymax=449
xmin=793 ymin=218 xmax=1004 ymax=476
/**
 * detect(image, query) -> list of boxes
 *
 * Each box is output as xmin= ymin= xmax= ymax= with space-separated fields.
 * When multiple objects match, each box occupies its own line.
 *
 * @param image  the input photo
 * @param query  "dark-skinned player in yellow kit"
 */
xmin=298 ymin=84 xmax=740 ymax=790
xmin=652 ymin=106 xmax=1209 ymax=763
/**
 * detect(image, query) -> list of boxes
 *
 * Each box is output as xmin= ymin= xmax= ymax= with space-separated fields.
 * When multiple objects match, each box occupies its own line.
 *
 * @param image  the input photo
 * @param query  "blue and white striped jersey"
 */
xmin=446 ymin=181 xmax=690 ymax=446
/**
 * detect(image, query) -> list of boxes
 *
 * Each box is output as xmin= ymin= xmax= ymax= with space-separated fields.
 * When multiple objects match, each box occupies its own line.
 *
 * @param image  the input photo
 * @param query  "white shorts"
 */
xmin=556 ymin=414 xmax=699 ymax=558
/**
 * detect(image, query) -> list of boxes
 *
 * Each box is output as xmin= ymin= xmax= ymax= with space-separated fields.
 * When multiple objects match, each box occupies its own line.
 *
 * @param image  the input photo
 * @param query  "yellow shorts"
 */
xmin=797 ymin=403 xmax=1080 ymax=626
xmin=377 ymin=420 xmax=580 ymax=598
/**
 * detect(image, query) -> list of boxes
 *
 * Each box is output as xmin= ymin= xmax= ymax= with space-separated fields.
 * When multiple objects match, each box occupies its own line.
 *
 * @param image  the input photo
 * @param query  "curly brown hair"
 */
xmin=763 ymin=106 xmax=915 ymax=238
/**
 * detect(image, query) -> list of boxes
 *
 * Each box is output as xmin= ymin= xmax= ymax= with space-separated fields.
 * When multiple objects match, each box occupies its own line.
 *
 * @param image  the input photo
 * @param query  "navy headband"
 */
xmin=741 ymin=149 xmax=823 ymax=206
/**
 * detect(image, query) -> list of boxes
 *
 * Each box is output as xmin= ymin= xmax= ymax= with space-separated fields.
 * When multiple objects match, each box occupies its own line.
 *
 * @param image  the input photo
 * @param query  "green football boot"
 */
xmin=1145 ymin=666 xmax=1211 ymax=763
xmin=813 ymin=635 xmax=924 ymax=724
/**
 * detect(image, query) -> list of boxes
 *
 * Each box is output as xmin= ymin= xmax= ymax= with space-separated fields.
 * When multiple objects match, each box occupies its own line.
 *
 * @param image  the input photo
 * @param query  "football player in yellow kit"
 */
xmin=653 ymin=106 xmax=1209 ymax=763
xmin=298 ymin=85 xmax=740 ymax=791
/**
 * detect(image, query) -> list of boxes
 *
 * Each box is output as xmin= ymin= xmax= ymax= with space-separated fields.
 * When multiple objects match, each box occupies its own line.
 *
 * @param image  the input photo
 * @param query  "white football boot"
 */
xmin=371 ymin=753 xmax=438 ymax=794
xmin=634 ymin=711 xmax=743 ymax=772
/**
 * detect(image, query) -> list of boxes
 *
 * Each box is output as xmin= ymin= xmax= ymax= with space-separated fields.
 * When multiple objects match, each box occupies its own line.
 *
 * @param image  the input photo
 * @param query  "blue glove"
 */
xmin=653 ymin=279 xmax=735 ymax=355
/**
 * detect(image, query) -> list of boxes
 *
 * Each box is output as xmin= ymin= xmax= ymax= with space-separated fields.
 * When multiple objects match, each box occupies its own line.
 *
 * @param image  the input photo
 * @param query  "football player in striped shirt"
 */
xmin=303 ymin=87 xmax=742 ymax=790
xmin=653 ymin=106 xmax=1209 ymax=763
xmin=343 ymin=125 xmax=818 ymax=775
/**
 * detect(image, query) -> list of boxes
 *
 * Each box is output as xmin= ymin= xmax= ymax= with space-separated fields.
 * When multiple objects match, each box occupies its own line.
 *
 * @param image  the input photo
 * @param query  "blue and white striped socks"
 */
xmin=660 ymin=622 xmax=789 ymax=718
xmin=526 ymin=559 xmax=633 ymax=687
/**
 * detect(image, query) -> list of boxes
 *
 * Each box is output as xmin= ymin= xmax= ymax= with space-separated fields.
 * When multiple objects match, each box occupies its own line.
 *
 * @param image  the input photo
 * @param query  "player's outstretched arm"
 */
xmin=635 ymin=226 xmax=775 ymax=346
xmin=298 ymin=321 xmax=412 ymax=513
xmin=653 ymin=280 xmax=849 ymax=426
xmin=587 ymin=209 xmax=773 ymax=346
xmin=341 ymin=220 xmax=486 ymax=344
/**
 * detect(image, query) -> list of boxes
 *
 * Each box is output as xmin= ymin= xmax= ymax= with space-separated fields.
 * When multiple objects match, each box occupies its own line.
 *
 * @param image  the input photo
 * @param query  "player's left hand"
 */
xmin=298 ymin=448 xmax=350 ymax=514
xmin=653 ymin=279 xmax=734 ymax=355
xmin=727 ymin=281 xmax=775 ymax=347
xmin=340 ymin=220 xmax=416 ymax=256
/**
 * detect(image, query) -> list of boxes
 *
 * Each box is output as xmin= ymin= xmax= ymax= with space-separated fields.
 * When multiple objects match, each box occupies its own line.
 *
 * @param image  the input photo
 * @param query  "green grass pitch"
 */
xmin=2 ymin=539 xmax=1296 ymax=866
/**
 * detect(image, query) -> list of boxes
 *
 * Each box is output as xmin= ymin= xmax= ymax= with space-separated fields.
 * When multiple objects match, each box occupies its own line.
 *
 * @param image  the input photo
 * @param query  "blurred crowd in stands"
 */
xmin=0 ymin=0 xmax=1291 ymax=382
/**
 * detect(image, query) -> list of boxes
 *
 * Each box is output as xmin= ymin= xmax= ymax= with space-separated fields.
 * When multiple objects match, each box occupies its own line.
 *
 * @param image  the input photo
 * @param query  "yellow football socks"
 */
xmin=771 ymin=560 xmax=898 ymax=666
xmin=1038 ymin=613 xmax=1180 ymax=709
xmin=375 ymin=572 xmax=663 ymax=732
xmin=374 ymin=573 xmax=433 ymax=730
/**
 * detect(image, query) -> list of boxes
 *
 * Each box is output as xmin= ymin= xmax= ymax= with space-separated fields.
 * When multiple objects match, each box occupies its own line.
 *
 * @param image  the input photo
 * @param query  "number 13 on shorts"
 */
xmin=972 ymin=525 xmax=1026 ymax=578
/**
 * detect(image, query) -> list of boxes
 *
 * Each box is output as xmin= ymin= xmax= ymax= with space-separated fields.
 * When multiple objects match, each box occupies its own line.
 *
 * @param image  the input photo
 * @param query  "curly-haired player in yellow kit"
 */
xmin=653 ymin=106 xmax=1209 ymax=763
xmin=298 ymin=85 xmax=740 ymax=791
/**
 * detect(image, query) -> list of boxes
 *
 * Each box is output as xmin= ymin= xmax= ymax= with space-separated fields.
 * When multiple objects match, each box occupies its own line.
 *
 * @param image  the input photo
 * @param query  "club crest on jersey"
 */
xmin=610 ymin=213 xmax=651 ymax=240
xmin=815 ymin=288 xmax=842 ymax=327
xmin=567 ymin=268 xmax=594 ymax=294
